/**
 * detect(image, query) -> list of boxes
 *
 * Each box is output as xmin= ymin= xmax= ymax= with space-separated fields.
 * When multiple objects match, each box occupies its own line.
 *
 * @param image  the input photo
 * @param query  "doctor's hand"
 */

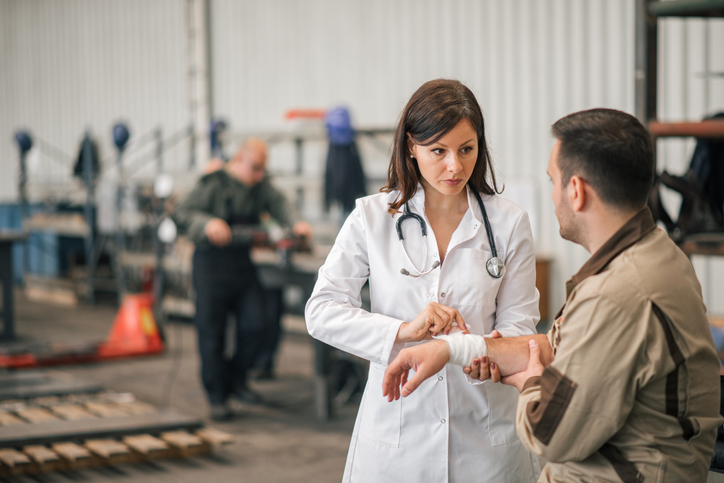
xmin=396 ymin=303 xmax=468 ymax=343
xmin=382 ymin=340 xmax=450 ymax=401
xmin=463 ymin=330 xmax=502 ymax=382
xmin=501 ymin=340 xmax=545 ymax=393
xmin=205 ymin=218 xmax=232 ymax=246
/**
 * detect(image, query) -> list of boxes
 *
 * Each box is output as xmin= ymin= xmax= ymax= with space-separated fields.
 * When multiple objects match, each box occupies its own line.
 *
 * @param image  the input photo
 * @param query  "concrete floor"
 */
xmin=1 ymin=292 xmax=357 ymax=482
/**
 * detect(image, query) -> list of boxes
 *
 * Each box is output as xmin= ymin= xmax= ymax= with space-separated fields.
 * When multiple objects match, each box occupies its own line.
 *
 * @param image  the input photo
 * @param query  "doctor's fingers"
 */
xmin=432 ymin=306 xmax=467 ymax=334
xmin=489 ymin=362 xmax=501 ymax=383
xmin=425 ymin=311 xmax=449 ymax=335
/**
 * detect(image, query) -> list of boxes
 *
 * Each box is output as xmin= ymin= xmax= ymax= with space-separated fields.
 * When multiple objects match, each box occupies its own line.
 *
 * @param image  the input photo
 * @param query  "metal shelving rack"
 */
xmin=635 ymin=0 xmax=724 ymax=257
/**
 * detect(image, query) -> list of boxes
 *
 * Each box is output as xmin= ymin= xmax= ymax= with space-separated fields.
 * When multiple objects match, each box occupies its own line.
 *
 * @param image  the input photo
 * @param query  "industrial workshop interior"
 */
xmin=1 ymin=0 xmax=724 ymax=482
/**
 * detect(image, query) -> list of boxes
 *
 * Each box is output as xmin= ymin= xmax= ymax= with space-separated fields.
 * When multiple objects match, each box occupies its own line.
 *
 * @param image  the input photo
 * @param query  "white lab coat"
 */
xmin=305 ymin=186 xmax=541 ymax=483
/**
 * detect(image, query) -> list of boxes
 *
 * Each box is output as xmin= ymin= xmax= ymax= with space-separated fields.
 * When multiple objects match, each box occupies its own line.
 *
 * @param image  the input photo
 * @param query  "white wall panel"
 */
xmin=1 ymin=0 xmax=721 ymax=314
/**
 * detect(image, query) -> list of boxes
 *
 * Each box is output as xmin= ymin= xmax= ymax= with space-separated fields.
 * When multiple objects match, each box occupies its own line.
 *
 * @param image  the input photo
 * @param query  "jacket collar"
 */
xmin=556 ymin=207 xmax=656 ymax=318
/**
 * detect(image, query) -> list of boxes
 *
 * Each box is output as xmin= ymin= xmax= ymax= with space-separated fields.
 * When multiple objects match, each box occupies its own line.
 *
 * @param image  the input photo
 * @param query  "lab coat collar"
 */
xmin=406 ymin=184 xmax=482 ymax=250
xmin=406 ymin=184 xmax=482 ymax=224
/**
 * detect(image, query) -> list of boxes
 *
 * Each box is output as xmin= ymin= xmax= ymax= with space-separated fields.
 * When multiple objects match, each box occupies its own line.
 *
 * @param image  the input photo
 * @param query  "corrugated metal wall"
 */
xmin=1 ymin=0 xmax=722 ymax=313
xmin=0 ymin=0 xmax=189 ymax=203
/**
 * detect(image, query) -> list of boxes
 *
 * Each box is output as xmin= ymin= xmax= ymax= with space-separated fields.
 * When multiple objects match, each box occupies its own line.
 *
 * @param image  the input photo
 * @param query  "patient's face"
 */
xmin=548 ymin=141 xmax=577 ymax=243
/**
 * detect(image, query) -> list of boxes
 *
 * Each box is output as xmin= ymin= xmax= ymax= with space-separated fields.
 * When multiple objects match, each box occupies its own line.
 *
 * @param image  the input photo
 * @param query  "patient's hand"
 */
xmin=382 ymin=340 xmax=449 ymax=401
xmin=501 ymin=340 xmax=545 ymax=392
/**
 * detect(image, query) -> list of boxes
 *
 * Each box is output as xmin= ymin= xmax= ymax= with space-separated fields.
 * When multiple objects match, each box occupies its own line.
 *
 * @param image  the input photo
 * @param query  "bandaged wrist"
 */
xmin=434 ymin=331 xmax=487 ymax=367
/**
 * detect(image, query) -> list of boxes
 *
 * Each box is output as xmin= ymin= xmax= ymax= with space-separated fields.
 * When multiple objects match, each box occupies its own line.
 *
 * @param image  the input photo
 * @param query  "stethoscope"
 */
xmin=396 ymin=189 xmax=504 ymax=278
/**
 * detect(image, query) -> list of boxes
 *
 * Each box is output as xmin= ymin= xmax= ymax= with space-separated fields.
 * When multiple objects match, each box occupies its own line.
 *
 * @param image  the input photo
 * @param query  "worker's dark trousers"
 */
xmin=252 ymin=288 xmax=283 ymax=373
xmin=192 ymin=246 xmax=265 ymax=405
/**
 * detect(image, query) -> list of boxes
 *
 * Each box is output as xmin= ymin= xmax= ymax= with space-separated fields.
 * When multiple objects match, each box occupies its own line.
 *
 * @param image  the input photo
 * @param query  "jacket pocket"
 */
xmin=358 ymin=363 xmax=401 ymax=447
xmin=484 ymin=381 xmax=520 ymax=446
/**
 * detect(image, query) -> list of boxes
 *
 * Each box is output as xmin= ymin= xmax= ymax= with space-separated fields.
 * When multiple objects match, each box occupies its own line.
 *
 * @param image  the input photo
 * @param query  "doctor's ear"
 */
xmin=406 ymin=136 xmax=417 ymax=161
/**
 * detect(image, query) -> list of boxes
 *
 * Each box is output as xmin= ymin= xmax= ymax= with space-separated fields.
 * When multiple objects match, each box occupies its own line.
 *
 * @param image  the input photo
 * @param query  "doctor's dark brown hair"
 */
xmin=552 ymin=108 xmax=654 ymax=211
xmin=381 ymin=79 xmax=499 ymax=214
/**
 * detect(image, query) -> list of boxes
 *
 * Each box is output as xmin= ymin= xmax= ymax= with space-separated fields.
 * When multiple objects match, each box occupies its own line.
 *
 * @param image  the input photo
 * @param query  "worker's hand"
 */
xmin=501 ymin=340 xmax=545 ymax=393
xmin=205 ymin=218 xmax=232 ymax=246
xmin=382 ymin=340 xmax=449 ymax=401
xmin=292 ymin=221 xmax=313 ymax=240
xmin=396 ymin=303 xmax=468 ymax=343
xmin=463 ymin=330 xmax=502 ymax=382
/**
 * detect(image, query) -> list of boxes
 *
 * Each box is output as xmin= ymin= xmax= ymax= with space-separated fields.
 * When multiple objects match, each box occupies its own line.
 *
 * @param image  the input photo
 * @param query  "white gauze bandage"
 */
xmin=434 ymin=330 xmax=488 ymax=367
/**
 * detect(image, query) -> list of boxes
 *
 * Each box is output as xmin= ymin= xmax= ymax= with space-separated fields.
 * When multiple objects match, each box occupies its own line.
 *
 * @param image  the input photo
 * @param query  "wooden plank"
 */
xmin=160 ymin=431 xmax=211 ymax=457
xmin=195 ymin=428 xmax=235 ymax=447
xmin=84 ymin=401 xmax=129 ymax=418
xmin=17 ymin=407 xmax=61 ymax=423
xmin=0 ymin=412 xmax=26 ymax=426
xmin=84 ymin=439 xmax=136 ymax=465
xmin=51 ymin=442 xmax=94 ymax=468
xmin=0 ymin=410 xmax=203 ymax=448
xmin=649 ymin=120 xmax=724 ymax=139
xmin=122 ymin=434 xmax=173 ymax=459
xmin=22 ymin=445 xmax=64 ymax=473
xmin=117 ymin=401 xmax=157 ymax=415
xmin=0 ymin=448 xmax=32 ymax=476
xmin=51 ymin=404 xmax=98 ymax=421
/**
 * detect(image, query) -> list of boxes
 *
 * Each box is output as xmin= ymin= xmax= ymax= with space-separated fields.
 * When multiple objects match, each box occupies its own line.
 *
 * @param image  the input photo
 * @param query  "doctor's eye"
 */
xmin=460 ymin=146 xmax=474 ymax=155
xmin=431 ymin=148 xmax=445 ymax=155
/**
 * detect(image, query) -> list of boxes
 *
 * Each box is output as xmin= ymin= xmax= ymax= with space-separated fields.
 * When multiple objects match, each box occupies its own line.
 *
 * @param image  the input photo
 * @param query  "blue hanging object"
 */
xmin=325 ymin=107 xmax=355 ymax=146
xmin=14 ymin=131 xmax=33 ymax=154
xmin=209 ymin=118 xmax=227 ymax=158
xmin=113 ymin=123 xmax=130 ymax=151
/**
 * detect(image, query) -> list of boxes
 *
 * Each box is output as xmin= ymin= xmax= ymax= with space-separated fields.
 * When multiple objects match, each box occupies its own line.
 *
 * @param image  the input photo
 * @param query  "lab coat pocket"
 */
xmin=358 ymin=363 xmax=401 ymax=448
xmin=483 ymin=381 xmax=520 ymax=446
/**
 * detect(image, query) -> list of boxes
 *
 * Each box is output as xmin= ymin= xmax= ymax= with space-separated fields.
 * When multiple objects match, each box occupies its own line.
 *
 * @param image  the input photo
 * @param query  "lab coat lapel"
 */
xmin=446 ymin=186 xmax=481 ymax=252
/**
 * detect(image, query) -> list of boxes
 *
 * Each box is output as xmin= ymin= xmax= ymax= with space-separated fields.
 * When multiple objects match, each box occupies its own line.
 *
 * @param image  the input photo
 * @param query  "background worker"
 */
xmin=383 ymin=109 xmax=722 ymax=482
xmin=174 ymin=138 xmax=312 ymax=421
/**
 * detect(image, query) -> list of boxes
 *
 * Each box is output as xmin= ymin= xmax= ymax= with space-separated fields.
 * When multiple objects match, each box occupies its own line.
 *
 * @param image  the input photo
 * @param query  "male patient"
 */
xmin=382 ymin=109 xmax=722 ymax=482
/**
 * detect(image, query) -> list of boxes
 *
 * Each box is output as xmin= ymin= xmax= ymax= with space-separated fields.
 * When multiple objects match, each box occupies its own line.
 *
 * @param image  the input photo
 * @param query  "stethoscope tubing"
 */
xmin=396 ymin=188 xmax=504 ymax=278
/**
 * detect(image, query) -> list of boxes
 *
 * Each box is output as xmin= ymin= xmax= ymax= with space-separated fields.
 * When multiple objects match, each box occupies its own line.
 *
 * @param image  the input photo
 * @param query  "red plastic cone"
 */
xmin=99 ymin=293 xmax=164 ymax=358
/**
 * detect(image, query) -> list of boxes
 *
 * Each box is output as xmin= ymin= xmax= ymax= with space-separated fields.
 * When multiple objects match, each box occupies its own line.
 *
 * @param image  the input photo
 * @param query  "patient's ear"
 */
xmin=568 ymin=175 xmax=586 ymax=212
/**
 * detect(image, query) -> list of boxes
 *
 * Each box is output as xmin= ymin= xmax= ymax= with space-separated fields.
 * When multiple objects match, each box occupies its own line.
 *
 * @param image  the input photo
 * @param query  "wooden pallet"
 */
xmin=0 ymin=391 xmax=235 ymax=477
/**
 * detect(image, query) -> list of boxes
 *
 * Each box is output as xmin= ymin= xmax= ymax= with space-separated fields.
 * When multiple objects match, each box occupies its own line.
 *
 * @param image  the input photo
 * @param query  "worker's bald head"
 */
xmin=228 ymin=138 xmax=268 ymax=186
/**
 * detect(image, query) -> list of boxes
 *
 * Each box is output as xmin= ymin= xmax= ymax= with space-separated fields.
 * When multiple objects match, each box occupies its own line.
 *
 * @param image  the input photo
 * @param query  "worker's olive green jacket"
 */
xmin=517 ymin=209 xmax=722 ymax=482
xmin=172 ymin=169 xmax=298 ymax=249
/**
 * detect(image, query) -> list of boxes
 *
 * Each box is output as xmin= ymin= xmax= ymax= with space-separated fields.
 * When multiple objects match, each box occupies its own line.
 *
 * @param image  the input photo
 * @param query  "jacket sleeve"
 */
xmin=515 ymin=293 xmax=644 ymax=462
xmin=492 ymin=210 xmax=540 ymax=337
xmin=305 ymin=201 xmax=406 ymax=366
xmin=172 ymin=180 xmax=216 ymax=245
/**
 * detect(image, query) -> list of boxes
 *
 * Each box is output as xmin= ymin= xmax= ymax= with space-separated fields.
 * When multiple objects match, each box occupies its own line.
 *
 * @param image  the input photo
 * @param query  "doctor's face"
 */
xmin=548 ymin=140 xmax=578 ymax=243
xmin=409 ymin=118 xmax=478 ymax=198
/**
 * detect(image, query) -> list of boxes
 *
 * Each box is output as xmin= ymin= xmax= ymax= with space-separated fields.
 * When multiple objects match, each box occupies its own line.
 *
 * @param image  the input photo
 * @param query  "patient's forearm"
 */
xmin=486 ymin=334 xmax=552 ymax=375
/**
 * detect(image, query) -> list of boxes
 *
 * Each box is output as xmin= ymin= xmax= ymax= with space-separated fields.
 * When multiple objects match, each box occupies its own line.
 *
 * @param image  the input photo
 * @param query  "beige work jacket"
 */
xmin=517 ymin=208 xmax=723 ymax=482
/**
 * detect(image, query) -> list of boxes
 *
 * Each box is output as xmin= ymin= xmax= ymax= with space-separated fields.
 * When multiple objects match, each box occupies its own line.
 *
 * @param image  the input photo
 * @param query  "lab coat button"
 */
xmin=441 ymin=419 xmax=446 ymax=424
xmin=438 ymin=376 xmax=443 ymax=381
xmin=440 ymin=292 xmax=446 ymax=298
xmin=433 ymin=253 xmax=438 ymax=258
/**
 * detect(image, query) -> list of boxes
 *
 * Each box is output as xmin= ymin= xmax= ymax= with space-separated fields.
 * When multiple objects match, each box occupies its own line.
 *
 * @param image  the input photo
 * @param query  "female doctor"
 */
xmin=305 ymin=79 xmax=540 ymax=482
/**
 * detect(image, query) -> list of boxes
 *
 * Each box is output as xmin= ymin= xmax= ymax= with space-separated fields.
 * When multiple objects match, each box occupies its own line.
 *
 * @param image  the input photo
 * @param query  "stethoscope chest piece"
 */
xmin=486 ymin=257 xmax=504 ymax=278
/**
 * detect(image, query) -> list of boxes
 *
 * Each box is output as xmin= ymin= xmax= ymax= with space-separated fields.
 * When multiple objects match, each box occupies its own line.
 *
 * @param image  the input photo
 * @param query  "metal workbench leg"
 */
xmin=0 ymin=243 xmax=15 ymax=340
